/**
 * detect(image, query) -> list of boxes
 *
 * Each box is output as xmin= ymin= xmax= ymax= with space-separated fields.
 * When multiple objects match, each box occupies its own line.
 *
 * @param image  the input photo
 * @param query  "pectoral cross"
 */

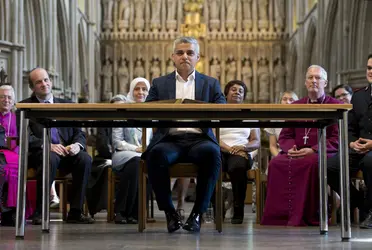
xmin=303 ymin=135 xmax=309 ymax=144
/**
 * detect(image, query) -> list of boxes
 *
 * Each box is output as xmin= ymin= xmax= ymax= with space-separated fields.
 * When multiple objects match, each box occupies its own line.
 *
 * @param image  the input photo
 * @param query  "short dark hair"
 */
xmin=331 ymin=84 xmax=353 ymax=97
xmin=224 ymin=80 xmax=248 ymax=99
xmin=368 ymin=54 xmax=372 ymax=61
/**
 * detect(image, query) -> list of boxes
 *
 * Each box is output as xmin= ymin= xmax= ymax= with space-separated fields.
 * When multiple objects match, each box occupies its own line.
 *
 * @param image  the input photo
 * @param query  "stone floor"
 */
xmin=1 ymin=204 xmax=372 ymax=250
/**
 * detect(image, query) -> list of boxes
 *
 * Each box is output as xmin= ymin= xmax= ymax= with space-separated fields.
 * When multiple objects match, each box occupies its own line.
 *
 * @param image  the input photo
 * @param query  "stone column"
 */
xmin=48 ymin=0 xmax=58 ymax=89
xmin=87 ymin=0 xmax=97 ymax=102
xmin=297 ymin=0 xmax=306 ymax=96
xmin=18 ymin=0 xmax=24 ymax=100
xmin=11 ymin=0 xmax=19 ymax=99
xmin=317 ymin=0 xmax=325 ymax=66
xmin=70 ymin=0 xmax=78 ymax=101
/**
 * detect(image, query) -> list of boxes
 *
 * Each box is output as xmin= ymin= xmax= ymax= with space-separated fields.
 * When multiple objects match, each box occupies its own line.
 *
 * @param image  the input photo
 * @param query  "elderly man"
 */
xmin=143 ymin=37 xmax=226 ymax=233
xmin=328 ymin=54 xmax=372 ymax=229
xmin=262 ymin=65 xmax=341 ymax=226
xmin=18 ymin=67 xmax=93 ymax=225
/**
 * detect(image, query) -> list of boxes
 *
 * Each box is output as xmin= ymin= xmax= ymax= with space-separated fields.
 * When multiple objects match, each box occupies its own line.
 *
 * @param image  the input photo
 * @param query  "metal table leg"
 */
xmin=42 ymin=128 xmax=50 ymax=232
xmin=339 ymin=113 xmax=351 ymax=240
xmin=318 ymin=127 xmax=328 ymax=234
xmin=15 ymin=111 xmax=29 ymax=239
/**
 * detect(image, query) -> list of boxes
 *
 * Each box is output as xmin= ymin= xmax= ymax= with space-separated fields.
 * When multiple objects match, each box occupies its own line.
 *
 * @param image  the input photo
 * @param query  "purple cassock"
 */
xmin=0 ymin=112 xmax=35 ymax=217
xmin=261 ymin=95 xmax=341 ymax=226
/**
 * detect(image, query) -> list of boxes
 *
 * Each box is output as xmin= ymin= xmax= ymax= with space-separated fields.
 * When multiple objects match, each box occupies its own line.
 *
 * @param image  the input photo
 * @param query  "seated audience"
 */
xmin=328 ymin=55 xmax=372 ymax=229
xmin=264 ymin=91 xmax=299 ymax=158
xmin=0 ymin=85 xmax=34 ymax=226
xmin=331 ymin=84 xmax=353 ymax=104
xmin=261 ymin=65 xmax=341 ymax=226
xmin=219 ymin=80 xmax=260 ymax=224
xmin=19 ymin=67 xmax=93 ymax=224
xmin=111 ymin=78 xmax=151 ymax=224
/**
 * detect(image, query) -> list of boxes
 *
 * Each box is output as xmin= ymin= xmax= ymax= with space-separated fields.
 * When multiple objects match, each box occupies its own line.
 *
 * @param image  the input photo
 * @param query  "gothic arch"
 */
xmin=304 ymin=18 xmax=317 ymax=68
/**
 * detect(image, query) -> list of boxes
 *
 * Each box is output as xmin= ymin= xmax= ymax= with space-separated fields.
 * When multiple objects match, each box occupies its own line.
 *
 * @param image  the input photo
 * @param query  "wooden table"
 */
xmin=15 ymin=103 xmax=352 ymax=240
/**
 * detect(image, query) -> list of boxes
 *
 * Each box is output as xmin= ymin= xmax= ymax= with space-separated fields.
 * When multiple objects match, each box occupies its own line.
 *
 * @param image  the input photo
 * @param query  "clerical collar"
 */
xmin=175 ymin=70 xmax=195 ymax=82
xmin=308 ymin=95 xmax=325 ymax=103
xmin=36 ymin=95 xmax=54 ymax=104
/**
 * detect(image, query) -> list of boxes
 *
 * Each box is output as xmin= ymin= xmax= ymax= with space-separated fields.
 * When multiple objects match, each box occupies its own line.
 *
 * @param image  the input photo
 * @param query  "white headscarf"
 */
xmin=126 ymin=77 xmax=150 ymax=103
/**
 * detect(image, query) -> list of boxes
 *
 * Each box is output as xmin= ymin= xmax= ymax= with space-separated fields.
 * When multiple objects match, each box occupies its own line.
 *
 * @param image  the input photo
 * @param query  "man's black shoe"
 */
xmin=183 ymin=212 xmax=201 ymax=233
xmin=66 ymin=213 xmax=94 ymax=224
xmin=165 ymin=210 xmax=182 ymax=233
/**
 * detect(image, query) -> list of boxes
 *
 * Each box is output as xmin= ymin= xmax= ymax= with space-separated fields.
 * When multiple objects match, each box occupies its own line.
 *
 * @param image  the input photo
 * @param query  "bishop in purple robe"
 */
xmin=261 ymin=65 xmax=342 ymax=226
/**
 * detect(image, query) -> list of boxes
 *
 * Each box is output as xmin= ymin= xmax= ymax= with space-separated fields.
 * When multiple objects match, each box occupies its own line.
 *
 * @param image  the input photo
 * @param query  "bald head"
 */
xmin=28 ymin=67 xmax=53 ymax=100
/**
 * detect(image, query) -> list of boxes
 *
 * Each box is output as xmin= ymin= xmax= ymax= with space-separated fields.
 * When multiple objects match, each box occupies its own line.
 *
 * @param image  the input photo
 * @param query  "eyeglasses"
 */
xmin=174 ymin=50 xmax=196 ymax=57
xmin=335 ymin=93 xmax=350 ymax=99
xmin=0 ymin=95 xmax=13 ymax=100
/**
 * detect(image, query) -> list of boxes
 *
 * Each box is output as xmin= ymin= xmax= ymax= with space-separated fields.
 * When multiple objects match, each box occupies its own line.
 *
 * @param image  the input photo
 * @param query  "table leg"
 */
xmin=339 ymin=114 xmax=351 ymax=240
xmin=318 ymin=127 xmax=328 ymax=234
xmin=15 ymin=111 xmax=29 ymax=239
xmin=42 ymin=128 xmax=50 ymax=232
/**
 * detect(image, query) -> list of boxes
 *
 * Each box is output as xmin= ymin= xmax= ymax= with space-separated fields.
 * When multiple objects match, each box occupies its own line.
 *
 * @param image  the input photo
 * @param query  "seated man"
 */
xmin=143 ymin=36 xmax=226 ymax=233
xmin=19 ymin=67 xmax=93 ymax=224
xmin=328 ymin=54 xmax=372 ymax=229
xmin=261 ymin=65 xmax=341 ymax=226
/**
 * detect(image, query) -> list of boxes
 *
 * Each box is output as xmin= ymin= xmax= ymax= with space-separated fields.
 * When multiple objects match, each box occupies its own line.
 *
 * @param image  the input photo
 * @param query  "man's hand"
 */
xmin=51 ymin=144 xmax=69 ymax=157
xmin=66 ymin=143 xmax=81 ymax=156
xmin=350 ymin=138 xmax=372 ymax=154
xmin=135 ymin=147 xmax=143 ymax=153
xmin=229 ymin=145 xmax=245 ymax=154
xmin=288 ymin=145 xmax=315 ymax=158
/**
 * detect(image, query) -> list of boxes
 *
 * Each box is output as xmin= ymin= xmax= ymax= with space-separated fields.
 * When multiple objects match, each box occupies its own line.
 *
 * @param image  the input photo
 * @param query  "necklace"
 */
xmin=303 ymin=96 xmax=326 ymax=144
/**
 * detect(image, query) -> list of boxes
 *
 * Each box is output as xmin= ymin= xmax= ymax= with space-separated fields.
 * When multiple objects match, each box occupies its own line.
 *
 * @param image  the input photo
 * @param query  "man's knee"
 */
xmin=74 ymin=151 xmax=92 ymax=171
xmin=146 ymin=146 xmax=174 ymax=166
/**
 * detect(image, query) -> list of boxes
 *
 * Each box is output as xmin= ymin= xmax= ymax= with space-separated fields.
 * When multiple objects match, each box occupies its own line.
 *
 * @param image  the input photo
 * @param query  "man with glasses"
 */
xmin=143 ymin=37 xmax=225 ymax=233
xmin=328 ymin=54 xmax=372 ymax=229
xmin=18 ymin=67 xmax=94 ymax=225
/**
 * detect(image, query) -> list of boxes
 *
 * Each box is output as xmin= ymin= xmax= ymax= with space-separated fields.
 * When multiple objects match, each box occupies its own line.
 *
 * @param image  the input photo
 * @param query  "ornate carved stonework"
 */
xmin=99 ymin=0 xmax=288 ymax=103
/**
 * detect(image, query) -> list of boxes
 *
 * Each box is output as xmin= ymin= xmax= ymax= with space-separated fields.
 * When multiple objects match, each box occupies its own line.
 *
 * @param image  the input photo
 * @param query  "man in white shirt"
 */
xmin=143 ymin=37 xmax=226 ymax=233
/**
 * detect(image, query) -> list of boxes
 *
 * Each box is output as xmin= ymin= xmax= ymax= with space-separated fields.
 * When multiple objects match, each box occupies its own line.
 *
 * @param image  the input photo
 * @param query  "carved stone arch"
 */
xmin=78 ymin=23 xmax=88 ymax=95
xmin=56 ymin=0 xmax=70 ymax=88
xmin=304 ymin=18 xmax=317 ymax=68
xmin=287 ymin=40 xmax=298 ymax=92
xmin=323 ymin=0 xmax=338 ymax=70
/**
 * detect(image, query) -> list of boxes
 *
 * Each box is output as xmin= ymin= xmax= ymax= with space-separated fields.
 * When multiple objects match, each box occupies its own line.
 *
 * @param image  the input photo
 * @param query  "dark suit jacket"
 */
xmin=18 ymin=96 xmax=86 ymax=152
xmin=348 ymin=85 xmax=372 ymax=143
xmin=145 ymin=71 xmax=226 ymax=152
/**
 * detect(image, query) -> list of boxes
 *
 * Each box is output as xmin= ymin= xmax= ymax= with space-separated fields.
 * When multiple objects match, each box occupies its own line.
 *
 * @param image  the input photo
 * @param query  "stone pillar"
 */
xmin=87 ymin=0 xmax=96 ymax=102
xmin=47 ymin=0 xmax=58 ymax=89
xmin=297 ymin=0 xmax=306 ymax=96
xmin=11 ymin=0 xmax=19 ymax=99
xmin=70 ymin=0 xmax=78 ymax=101
xmin=317 ymin=0 xmax=325 ymax=66
xmin=18 ymin=0 xmax=24 ymax=100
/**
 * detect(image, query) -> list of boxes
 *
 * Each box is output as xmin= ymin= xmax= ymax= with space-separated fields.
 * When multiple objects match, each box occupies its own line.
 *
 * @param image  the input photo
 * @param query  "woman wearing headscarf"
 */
xmin=111 ymin=78 xmax=152 ymax=224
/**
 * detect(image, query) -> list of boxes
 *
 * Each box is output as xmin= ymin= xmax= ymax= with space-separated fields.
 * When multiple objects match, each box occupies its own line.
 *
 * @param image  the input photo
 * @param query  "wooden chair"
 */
xmin=352 ymin=170 xmax=364 ymax=223
xmin=138 ymin=128 xmax=223 ymax=232
xmin=7 ymin=137 xmax=88 ymax=221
